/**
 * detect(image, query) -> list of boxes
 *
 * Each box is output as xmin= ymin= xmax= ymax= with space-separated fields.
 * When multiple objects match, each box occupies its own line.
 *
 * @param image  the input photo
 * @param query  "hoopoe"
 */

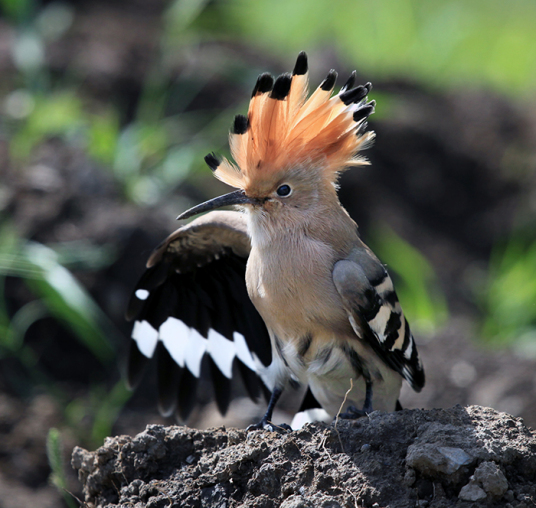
xmin=126 ymin=52 xmax=425 ymax=430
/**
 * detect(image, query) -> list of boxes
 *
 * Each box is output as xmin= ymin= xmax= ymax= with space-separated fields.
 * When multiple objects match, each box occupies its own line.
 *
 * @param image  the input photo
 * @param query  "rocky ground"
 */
xmin=73 ymin=405 xmax=536 ymax=508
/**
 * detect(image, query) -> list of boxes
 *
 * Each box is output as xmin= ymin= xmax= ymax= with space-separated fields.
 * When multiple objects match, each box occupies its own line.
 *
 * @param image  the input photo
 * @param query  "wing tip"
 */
xmin=126 ymin=339 xmax=149 ymax=390
xmin=409 ymin=364 xmax=426 ymax=392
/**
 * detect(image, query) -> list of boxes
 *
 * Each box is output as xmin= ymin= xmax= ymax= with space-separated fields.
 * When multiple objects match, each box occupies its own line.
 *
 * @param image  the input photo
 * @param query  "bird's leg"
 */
xmin=339 ymin=379 xmax=373 ymax=419
xmin=247 ymin=386 xmax=292 ymax=432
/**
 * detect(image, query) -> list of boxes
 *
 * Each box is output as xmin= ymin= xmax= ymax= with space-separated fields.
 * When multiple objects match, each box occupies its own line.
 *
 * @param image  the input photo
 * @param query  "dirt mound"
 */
xmin=72 ymin=405 xmax=536 ymax=508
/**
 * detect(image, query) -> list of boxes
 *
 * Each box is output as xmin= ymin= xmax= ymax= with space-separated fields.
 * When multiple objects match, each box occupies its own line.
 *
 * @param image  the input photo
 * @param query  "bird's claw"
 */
xmin=338 ymin=404 xmax=372 ymax=420
xmin=246 ymin=420 xmax=271 ymax=432
xmin=276 ymin=423 xmax=293 ymax=432
xmin=247 ymin=420 xmax=292 ymax=432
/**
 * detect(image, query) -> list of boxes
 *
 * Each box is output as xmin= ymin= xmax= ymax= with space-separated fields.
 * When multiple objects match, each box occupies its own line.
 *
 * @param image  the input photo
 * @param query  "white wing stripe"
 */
xmin=135 ymin=289 xmax=150 ymax=300
xmin=184 ymin=328 xmax=207 ymax=377
xmin=374 ymin=278 xmax=393 ymax=294
xmin=132 ymin=320 xmax=159 ymax=358
xmin=149 ymin=319 xmax=261 ymax=380
xmin=159 ymin=317 xmax=188 ymax=367
xmin=403 ymin=336 xmax=413 ymax=359
xmin=392 ymin=319 xmax=407 ymax=352
xmin=206 ymin=329 xmax=235 ymax=379
xmin=233 ymin=331 xmax=257 ymax=371
xmin=368 ymin=305 xmax=391 ymax=339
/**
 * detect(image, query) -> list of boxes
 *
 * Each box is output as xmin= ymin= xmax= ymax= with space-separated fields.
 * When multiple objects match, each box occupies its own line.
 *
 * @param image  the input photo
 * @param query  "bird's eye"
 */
xmin=276 ymin=184 xmax=292 ymax=197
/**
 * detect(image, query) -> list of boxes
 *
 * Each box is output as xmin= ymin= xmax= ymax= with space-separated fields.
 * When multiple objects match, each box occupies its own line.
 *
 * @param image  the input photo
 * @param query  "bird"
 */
xmin=126 ymin=51 xmax=425 ymax=430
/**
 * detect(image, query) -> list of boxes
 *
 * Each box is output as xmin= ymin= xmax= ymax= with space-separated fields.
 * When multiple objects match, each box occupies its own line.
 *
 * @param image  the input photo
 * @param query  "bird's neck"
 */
xmin=247 ymin=197 xmax=358 ymax=257
xmin=244 ymin=194 xmax=358 ymax=342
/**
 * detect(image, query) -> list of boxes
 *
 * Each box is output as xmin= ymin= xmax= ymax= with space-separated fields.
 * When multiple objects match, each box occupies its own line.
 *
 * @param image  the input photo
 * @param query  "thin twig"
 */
xmin=333 ymin=378 xmax=354 ymax=453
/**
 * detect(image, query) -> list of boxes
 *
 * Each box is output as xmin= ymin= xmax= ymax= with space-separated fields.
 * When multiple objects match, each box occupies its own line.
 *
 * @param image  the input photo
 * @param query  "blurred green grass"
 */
xmin=475 ymin=235 xmax=536 ymax=357
xmin=370 ymin=224 xmax=448 ymax=336
xmin=191 ymin=0 xmax=536 ymax=94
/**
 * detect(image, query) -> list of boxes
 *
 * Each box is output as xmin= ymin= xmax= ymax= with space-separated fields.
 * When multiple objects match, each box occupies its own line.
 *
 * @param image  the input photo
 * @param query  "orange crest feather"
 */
xmin=208 ymin=52 xmax=376 ymax=189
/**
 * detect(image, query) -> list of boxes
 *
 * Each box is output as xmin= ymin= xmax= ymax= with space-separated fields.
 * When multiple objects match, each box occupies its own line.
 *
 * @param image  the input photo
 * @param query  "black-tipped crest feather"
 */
xmin=292 ymin=51 xmax=308 ymax=76
xmin=232 ymin=114 xmax=249 ymax=134
xmin=353 ymin=103 xmax=375 ymax=123
xmin=204 ymin=152 xmax=221 ymax=171
xmin=270 ymin=73 xmax=292 ymax=100
xmin=320 ymin=70 xmax=338 ymax=91
xmin=252 ymin=72 xmax=274 ymax=97
xmin=342 ymin=71 xmax=356 ymax=91
xmin=356 ymin=121 xmax=368 ymax=136
xmin=340 ymin=85 xmax=369 ymax=106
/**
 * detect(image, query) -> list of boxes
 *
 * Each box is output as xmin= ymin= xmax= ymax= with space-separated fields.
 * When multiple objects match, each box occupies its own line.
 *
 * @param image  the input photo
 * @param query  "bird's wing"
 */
xmin=126 ymin=210 xmax=271 ymax=420
xmin=332 ymin=242 xmax=425 ymax=392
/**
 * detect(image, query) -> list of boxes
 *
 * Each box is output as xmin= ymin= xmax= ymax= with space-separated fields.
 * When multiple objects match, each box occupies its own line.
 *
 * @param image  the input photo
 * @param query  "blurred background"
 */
xmin=1 ymin=0 xmax=536 ymax=505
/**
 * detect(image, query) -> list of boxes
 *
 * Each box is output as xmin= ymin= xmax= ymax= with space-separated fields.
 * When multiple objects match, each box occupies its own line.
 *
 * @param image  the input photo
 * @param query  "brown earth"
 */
xmin=72 ymin=405 xmax=536 ymax=508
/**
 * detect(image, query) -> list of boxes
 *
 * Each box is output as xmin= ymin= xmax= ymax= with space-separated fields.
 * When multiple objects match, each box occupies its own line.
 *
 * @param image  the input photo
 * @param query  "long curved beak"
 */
xmin=176 ymin=189 xmax=259 ymax=221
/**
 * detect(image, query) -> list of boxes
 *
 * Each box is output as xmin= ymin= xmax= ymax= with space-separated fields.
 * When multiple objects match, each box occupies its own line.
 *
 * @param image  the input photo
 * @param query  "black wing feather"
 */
xmin=126 ymin=211 xmax=272 ymax=421
xmin=208 ymin=356 xmax=233 ymax=416
xmin=235 ymin=359 xmax=263 ymax=402
xmin=333 ymin=248 xmax=425 ymax=393
xmin=156 ymin=342 xmax=183 ymax=417
xmin=177 ymin=368 xmax=198 ymax=422
xmin=126 ymin=340 xmax=149 ymax=389
xmin=125 ymin=259 xmax=171 ymax=321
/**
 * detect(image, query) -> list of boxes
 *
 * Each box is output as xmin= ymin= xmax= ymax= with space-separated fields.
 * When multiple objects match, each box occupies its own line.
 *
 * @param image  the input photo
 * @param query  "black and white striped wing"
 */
xmin=126 ymin=210 xmax=272 ymax=420
xmin=333 ymin=242 xmax=425 ymax=392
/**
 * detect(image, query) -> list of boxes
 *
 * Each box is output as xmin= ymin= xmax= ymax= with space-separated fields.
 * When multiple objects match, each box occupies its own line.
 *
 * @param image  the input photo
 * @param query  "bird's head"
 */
xmin=177 ymin=52 xmax=375 ymax=223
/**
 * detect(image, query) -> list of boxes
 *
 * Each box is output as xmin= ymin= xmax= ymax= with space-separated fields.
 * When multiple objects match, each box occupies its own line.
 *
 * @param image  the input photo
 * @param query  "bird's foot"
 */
xmin=247 ymin=387 xmax=292 ymax=432
xmin=338 ymin=403 xmax=373 ymax=420
xmin=247 ymin=419 xmax=292 ymax=432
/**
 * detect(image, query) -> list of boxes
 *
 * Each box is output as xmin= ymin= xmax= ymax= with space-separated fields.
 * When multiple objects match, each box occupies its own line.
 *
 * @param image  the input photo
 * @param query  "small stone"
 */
xmin=459 ymin=482 xmax=487 ymax=502
xmin=437 ymin=447 xmax=474 ymax=473
xmin=403 ymin=468 xmax=416 ymax=487
xmin=473 ymin=461 xmax=508 ymax=498
xmin=71 ymin=446 xmax=95 ymax=473
xmin=227 ymin=429 xmax=242 ymax=445
xmin=185 ymin=455 xmax=196 ymax=464
xmin=320 ymin=501 xmax=341 ymax=508
xmin=505 ymin=490 xmax=515 ymax=503
xmin=121 ymin=479 xmax=144 ymax=497
xmin=406 ymin=444 xmax=473 ymax=475
xmin=361 ymin=443 xmax=371 ymax=452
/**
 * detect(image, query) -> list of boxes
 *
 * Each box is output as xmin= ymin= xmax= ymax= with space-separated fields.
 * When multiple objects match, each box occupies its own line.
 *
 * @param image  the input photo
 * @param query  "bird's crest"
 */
xmin=205 ymin=52 xmax=376 ymax=189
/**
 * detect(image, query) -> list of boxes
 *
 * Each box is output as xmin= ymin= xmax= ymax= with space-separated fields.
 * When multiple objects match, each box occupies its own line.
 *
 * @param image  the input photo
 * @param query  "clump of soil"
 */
xmin=72 ymin=405 xmax=536 ymax=508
